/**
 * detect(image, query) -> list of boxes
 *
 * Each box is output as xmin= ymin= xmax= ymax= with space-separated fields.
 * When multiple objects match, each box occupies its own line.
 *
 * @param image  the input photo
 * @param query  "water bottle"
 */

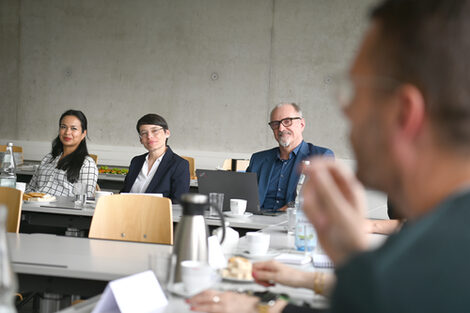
xmin=0 ymin=206 xmax=17 ymax=313
xmin=0 ymin=143 xmax=17 ymax=189
xmin=294 ymin=161 xmax=317 ymax=252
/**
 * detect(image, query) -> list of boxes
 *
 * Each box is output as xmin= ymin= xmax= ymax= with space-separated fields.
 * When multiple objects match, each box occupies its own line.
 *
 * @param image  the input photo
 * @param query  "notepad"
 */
xmin=312 ymin=253 xmax=334 ymax=268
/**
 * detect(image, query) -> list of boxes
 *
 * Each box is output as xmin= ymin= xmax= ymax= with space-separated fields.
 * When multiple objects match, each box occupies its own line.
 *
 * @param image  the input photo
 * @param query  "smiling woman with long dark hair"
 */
xmin=26 ymin=110 xmax=98 ymax=197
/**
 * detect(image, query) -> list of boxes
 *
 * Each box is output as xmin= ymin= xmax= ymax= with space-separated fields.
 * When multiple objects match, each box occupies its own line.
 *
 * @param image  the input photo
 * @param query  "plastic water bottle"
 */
xmin=294 ymin=161 xmax=317 ymax=252
xmin=0 ymin=206 xmax=17 ymax=313
xmin=0 ymin=143 xmax=17 ymax=189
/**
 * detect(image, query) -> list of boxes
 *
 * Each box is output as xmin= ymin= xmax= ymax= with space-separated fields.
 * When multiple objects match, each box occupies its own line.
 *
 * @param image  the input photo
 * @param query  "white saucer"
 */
xmin=240 ymin=250 xmax=280 ymax=259
xmin=24 ymin=196 xmax=57 ymax=203
xmin=167 ymin=282 xmax=202 ymax=298
xmin=224 ymin=212 xmax=253 ymax=218
xmin=222 ymin=276 xmax=254 ymax=283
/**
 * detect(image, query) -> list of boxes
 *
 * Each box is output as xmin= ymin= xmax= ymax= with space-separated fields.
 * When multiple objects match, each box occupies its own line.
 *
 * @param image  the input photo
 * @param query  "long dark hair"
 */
xmin=50 ymin=110 xmax=90 ymax=183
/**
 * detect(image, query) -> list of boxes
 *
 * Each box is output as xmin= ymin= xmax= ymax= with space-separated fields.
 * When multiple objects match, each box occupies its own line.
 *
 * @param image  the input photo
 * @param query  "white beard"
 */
xmin=278 ymin=131 xmax=292 ymax=147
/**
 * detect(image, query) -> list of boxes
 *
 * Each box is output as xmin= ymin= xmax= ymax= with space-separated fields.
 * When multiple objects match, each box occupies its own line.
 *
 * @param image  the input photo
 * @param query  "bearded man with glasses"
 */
xmin=246 ymin=102 xmax=334 ymax=212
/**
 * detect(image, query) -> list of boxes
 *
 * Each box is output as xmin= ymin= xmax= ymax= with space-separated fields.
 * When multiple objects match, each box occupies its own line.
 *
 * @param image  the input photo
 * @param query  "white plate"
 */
xmin=24 ymin=196 xmax=57 ymax=203
xmin=240 ymin=250 xmax=280 ymax=260
xmin=167 ymin=282 xmax=203 ymax=298
xmin=222 ymin=276 xmax=254 ymax=283
xmin=223 ymin=212 xmax=253 ymax=218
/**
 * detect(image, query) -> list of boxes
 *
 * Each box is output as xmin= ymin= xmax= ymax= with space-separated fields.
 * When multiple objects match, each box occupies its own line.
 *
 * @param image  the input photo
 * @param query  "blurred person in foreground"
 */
xmin=26 ymin=110 xmax=98 ymax=197
xmin=121 ymin=113 xmax=189 ymax=203
xmin=188 ymin=0 xmax=470 ymax=312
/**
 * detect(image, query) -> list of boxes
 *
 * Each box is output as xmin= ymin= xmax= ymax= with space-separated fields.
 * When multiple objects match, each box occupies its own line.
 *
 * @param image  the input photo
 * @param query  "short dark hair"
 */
xmin=370 ymin=0 xmax=470 ymax=149
xmin=136 ymin=114 xmax=169 ymax=133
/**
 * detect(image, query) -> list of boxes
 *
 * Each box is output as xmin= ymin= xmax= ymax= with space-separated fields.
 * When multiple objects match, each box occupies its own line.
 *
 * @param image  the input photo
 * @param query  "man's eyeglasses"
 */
xmin=139 ymin=127 xmax=164 ymax=139
xmin=268 ymin=117 xmax=302 ymax=130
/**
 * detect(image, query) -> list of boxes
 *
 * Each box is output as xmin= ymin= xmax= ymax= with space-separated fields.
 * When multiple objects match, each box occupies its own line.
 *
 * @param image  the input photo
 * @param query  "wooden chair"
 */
xmin=0 ymin=187 xmax=23 ymax=233
xmin=88 ymin=154 xmax=101 ymax=191
xmin=181 ymin=156 xmax=196 ymax=180
xmin=222 ymin=158 xmax=250 ymax=172
xmin=89 ymin=154 xmax=98 ymax=164
xmin=89 ymin=194 xmax=173 ymax=244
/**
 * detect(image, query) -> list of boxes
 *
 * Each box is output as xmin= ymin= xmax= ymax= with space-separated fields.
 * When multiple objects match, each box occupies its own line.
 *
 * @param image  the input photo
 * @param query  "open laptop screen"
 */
xmin=196 ymin=169 xmax=260 ymax=214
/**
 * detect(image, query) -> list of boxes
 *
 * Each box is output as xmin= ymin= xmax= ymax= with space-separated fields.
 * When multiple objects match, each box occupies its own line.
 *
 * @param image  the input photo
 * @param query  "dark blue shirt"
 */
xmin=262 ymin=143 xmax=302 ymax=210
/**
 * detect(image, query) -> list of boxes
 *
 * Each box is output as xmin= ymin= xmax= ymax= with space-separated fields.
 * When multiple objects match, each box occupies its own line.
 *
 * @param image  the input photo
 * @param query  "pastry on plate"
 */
xmin=23 ymin=192 xmax=56 ymax=202
xmin=222 ymin=256 xmax=253 ymax=281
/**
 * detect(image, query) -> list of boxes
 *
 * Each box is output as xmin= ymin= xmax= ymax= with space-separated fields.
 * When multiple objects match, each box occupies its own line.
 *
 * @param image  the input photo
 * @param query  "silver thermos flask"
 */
xmin=172 ymin=193 xmax=225 ymax=283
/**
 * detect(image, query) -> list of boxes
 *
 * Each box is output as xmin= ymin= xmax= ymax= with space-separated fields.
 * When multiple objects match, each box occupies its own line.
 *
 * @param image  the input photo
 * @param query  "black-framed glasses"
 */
xmin=139 ymin=127 xmax=164 ymax=139
xmin=268 ymin=117 xmax=302 ymax=130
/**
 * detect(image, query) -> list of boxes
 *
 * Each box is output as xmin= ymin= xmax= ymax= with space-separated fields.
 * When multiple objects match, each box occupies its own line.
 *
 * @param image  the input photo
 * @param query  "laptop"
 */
xmin=196 ymin=169 xmax=260 ymax=214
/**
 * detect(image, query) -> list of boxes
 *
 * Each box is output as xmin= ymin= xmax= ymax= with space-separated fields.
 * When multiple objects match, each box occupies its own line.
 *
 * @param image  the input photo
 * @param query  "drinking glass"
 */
xmin=73 ymin=182 xmax=87 ymax=207
xmin=148 ymin=252 xmax=176 ymax=295
xmin=209 ymin=193 xmax=224 ymax=216
xmin=287 ymin=205 xmax=296 ymax=235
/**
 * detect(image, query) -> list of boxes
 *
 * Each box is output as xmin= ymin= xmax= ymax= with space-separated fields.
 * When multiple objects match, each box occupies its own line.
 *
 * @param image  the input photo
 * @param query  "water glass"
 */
xmin=287 ymin=205 xmax=296 ymax=235
xmin=73 ymin=182 xmax=87 ymax=207
xmin=209 ymin=193 xmax=224 ymax=216
xmin=148 ymin=252 xmax=176 ymax=295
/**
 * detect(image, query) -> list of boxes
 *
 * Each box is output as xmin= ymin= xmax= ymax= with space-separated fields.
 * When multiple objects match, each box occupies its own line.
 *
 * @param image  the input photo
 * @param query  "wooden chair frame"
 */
xmin=0 ymin=187 xmax=23 ymax=233
xmin=89 ymin=194 xmax=173 ymax=244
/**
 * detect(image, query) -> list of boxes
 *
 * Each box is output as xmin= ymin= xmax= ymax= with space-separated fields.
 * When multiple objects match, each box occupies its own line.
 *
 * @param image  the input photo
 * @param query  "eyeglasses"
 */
xmin=333 ymin=74 xmax=401 ymax=109
xmin=268 ymin=117 xmax=302 ymax=130
xmin=139 ymin=127 xmax=164 ymax=139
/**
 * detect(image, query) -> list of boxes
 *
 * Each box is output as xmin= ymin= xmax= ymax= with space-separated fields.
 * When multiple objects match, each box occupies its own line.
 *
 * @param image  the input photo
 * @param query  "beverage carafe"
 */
xmin=172 ymin=193 xmax=225 ymax=282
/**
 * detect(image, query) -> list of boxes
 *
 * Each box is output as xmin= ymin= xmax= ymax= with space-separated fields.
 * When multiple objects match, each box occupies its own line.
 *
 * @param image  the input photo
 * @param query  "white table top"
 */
xmin=22 ymin=199 xmax=287 ymax=230
xmin=24 ymin=228 xmax=387 ymax=313
xmin=9 ymin=233 xmax=172 ymax=282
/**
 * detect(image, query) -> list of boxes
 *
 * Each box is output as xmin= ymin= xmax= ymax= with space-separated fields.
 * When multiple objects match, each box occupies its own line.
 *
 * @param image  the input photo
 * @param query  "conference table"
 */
xmin=10 ymin=233 xmax=172 ymax=297
xmin=12 ymin=230 xmax=333 ymax=313
xmin=53 ymin=230 xmax=387 ymax=313
xmin=20 ymin=198 xmax=287 ymax=237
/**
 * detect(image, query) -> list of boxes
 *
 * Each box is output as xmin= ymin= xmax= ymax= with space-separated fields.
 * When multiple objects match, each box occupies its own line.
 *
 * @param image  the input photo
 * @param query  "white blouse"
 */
xmin=129 ymin=153 xmax=165 ymax=193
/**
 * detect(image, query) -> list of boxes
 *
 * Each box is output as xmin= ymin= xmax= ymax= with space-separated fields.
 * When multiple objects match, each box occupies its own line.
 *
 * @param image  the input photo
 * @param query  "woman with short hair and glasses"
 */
xmin=26 ymin=110 xmax=98 ymax=197
xmin=121 ymin=113 xmax=190 ymax=203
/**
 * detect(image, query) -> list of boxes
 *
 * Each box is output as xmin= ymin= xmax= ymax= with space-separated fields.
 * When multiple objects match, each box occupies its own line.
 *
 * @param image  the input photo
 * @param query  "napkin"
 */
xmin=208 ymin=235 xmax=227 ymax=269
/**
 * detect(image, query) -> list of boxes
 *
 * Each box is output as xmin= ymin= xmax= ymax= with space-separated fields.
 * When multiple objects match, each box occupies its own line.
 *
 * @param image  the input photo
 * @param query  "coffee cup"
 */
xmin=245 ymin=232 xmax=270 ymax=256
xmin=180 ymin=260 xmax=215 ymax=294
xmin=230 ymin=199 xmax=247 ymax=215
xmin=95 ymin=191 xmax=113 ymax=203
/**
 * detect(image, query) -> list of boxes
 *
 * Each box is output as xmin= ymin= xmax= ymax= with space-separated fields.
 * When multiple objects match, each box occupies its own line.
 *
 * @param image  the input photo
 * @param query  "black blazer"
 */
xmin=121 ymin=147 xmax=190 ymax=203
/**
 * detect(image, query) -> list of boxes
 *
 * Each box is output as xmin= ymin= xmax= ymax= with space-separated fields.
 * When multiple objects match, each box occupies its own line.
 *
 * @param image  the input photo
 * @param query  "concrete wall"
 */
xmin=0 ymin=0 xmax=378 ymax=166
xmin=0 ymin=0 xmax=19 ymax=139
xmin=0 ymin=0 xmax=388 ymax=218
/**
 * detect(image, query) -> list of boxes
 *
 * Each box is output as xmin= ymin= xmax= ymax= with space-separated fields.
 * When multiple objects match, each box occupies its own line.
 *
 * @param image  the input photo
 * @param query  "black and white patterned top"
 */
xmin=26 ymin=153 xmax=98 ymax=197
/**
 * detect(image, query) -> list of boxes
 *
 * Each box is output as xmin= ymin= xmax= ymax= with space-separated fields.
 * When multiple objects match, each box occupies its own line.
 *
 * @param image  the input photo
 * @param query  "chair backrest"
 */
xmin=181 ymin=156 xmax=196 ymax=179
xmin=221 ymin=158 xmax=250 ymax=172
xmin=89 ymin=194 xmax=173 ymax=244
xmin=0 ymin=187 xmax=23 ymax=233
xmin=89 ymin=154 xmax=98 ymax=164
